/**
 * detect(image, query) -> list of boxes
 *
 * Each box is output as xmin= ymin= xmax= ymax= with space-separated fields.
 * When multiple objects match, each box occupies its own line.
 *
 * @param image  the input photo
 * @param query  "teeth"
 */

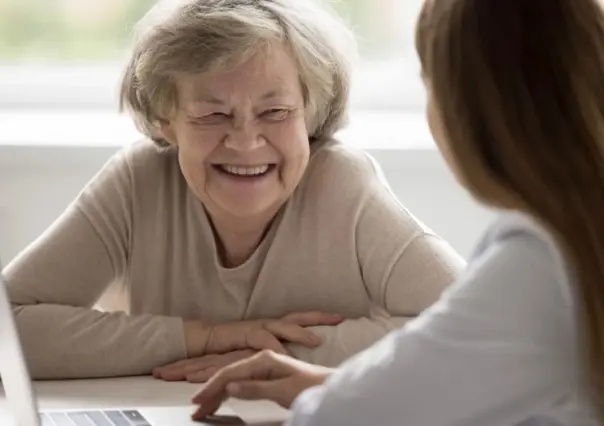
xmin=220 ymin=164 xmax=270 ymax=176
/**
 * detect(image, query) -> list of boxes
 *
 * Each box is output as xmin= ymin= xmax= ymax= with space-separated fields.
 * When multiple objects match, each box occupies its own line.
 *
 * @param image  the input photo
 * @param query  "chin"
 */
xmin=221 ymin=200 xmax=281 ymax=219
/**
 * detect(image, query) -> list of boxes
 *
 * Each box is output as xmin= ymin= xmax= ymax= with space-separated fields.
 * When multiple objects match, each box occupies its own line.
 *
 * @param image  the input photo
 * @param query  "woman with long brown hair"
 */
xmin=189 ymin=0 xmax=604 ymax=424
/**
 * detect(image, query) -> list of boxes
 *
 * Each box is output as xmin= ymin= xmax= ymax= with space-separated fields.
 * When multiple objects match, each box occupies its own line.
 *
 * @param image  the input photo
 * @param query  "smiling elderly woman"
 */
xmin=3 ymin=0 xmax=464 ymax=381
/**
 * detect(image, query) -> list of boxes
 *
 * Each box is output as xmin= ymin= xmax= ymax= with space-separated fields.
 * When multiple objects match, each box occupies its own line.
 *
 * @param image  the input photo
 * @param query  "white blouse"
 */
xmin=287 ymin=212 xmax=597 ymax=426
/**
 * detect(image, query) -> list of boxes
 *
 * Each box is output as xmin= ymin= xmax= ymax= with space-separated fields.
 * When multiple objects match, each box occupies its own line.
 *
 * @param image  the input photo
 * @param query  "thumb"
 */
xmin=248 ymin=329 xmax=288 ymax=355
xmin=226 ymin=378 xmax=295 ymax=408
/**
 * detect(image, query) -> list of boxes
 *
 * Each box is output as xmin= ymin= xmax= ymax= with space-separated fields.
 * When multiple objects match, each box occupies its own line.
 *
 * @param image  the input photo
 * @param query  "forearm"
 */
xmin=13 ymin=304 xmax=187 ymax=379
xmin=286 ymin=316 xmax=411 ymax=367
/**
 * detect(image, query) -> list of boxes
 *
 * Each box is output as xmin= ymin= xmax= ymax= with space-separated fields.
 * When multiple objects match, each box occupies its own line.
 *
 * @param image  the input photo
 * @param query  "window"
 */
xmin=327 ymin=0 xmax=425 ymax=110
xmin=0 ymin=0 xmax=429 ymax=148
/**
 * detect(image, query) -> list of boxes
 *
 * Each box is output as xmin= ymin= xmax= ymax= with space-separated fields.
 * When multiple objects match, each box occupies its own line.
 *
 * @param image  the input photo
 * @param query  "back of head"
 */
xmin=119 ymin=0 xmax=356 ymax=147
xmin=417 ymin=0 xmax=604 ymax=418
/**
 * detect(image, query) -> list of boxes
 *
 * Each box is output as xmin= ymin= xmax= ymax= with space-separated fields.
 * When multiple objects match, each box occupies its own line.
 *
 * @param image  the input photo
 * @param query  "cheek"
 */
xmin=426 ymin=100 xmax=440 ymax=143
xmin=426 ymin=102 xmax=464 ymax=181
xmin=176 ymin=127 xmax=221 ymax=162
xmin=268 ymin=119 xmax=310 ymax=159
xmin=264 ymin=120 xmax=309 ymax=187
xmin=427 ymin=101 xmax=450 ymax=156
xmin=174 ymin=128 xmax=222 ymax=190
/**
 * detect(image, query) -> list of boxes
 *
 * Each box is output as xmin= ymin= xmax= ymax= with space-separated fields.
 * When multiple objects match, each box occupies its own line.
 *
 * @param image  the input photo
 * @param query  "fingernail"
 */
xmin=226 ymin=383 xmax=240 ymax=395
xmin=191 ymin=408 xmax=203 ymax=421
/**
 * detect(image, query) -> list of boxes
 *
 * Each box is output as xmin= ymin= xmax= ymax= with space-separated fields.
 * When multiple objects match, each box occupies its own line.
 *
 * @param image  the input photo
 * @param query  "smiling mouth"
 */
xmin=213 ymin=164 xmax=277 ymax=178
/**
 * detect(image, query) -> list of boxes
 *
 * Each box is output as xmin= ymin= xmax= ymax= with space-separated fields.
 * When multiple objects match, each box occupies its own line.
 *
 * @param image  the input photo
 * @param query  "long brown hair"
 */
xmin=417 ymin=0 xmax=604 ymax=419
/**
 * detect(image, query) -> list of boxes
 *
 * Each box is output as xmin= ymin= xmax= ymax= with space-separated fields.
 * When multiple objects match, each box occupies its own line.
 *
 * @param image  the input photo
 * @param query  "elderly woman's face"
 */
xmin=161 ymin=44 xmax=310 ymax=221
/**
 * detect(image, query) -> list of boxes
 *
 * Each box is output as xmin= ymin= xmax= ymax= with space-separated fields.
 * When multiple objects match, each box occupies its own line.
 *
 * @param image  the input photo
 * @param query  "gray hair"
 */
xmin=119 ymin=0 xmax=357 ymax=147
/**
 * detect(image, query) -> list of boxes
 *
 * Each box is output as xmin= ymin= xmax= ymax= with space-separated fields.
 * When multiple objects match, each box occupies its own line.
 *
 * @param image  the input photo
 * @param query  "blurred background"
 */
xmin=0 ymin=0 xmax=425 ymax=138
xmin=0 ymin=0 xmax=412 ymax=60
xmin=0 ymin=0 xmax=493 ymax=262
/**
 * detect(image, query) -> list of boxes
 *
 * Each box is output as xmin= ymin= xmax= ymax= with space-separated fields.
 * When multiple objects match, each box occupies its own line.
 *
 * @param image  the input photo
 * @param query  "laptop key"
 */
xmin=68 ymin=412 xmax=94 ymax=425
xmin=86 ymin=411 xmax=113 ymax=426
xmin=40 ymin=413 xmax=55 ymax=426
xmin=48 ymin=412 xmax=75 ymax=426
xmin=121 ymin=410 xmax=150 ymax=426
xmin=104 ymin=411 xmax=131 ymax=426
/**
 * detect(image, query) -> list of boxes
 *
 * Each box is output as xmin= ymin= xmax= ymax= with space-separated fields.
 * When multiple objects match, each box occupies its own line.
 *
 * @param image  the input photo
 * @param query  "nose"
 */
xmin=223 ymin=116 xmax=266 ymax=152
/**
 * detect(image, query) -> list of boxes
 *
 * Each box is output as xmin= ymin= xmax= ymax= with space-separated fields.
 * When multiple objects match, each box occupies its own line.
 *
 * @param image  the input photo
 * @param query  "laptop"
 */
xmin=0 ymin=258 xmax=250 ymax=426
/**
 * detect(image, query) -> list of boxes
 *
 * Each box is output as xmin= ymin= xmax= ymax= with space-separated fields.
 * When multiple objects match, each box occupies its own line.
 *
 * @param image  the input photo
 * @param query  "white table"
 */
xmin=0 ymin=376 xmax=290 ymax=425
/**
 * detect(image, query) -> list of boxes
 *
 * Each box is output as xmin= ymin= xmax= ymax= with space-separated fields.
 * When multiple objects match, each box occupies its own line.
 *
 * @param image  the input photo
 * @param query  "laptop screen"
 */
xmin=0 ymin=260 xmax=41 ymax=426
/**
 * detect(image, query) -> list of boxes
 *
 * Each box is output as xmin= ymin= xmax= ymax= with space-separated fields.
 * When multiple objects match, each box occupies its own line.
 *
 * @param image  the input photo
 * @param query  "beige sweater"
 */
xmin=4 ymin=139 xmax=464 ymax=380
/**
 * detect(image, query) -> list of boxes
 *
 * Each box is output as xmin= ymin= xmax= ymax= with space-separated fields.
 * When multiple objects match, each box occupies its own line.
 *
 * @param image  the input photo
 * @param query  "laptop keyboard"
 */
xmin=40 ymin=410 xmax=151 ymax=426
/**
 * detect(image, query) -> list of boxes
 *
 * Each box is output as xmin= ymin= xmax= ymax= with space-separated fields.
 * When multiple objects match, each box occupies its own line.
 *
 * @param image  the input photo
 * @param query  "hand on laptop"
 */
xmin=191 ymin=350 xmax=334 ymax=421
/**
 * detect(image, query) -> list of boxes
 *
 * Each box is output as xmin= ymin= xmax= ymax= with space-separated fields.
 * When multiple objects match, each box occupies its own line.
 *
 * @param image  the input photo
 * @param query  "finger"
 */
xmin=191 ymin=394 xmax=227 ymax=422
xmin=191 ymin=351 xmax=286 ymax=408
xmin=154 ymin=359 xmax=190 ymax=370
xmin=263 ymin=321 xmax=322 ymax=347
xmin=186 ymin=350 xmax=256 ymax=383
xmin=156 ymin=371 xmax=186 ymax=381
xmin=186 ymin=366 xmax=220 ymax=383
xmin=245 ymin=329 xmax=288 ymax=354
xmin=156 ymin=367 xmax=197 ymax=381
xmin=153 ymin=357 xmax=201 ymax=372
xmin=225 ymin=378 xmax=293 ymax=408
xmin=282 ymin=311 xmax=344 ymax=327
xmin=155 ymin=359 xmax=211 ymax=381
xmin=152 ymin=358 xmax=193 ymax=378
xmin=191 ymin=357 xmax=266 ymax=407
xmin=154 ymin=366 xmax=189 ymax=381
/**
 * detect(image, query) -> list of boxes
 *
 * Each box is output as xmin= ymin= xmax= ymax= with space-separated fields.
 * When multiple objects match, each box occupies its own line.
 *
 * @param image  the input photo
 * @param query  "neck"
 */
xmin=208 ymin=209 xmax=279 ymax=268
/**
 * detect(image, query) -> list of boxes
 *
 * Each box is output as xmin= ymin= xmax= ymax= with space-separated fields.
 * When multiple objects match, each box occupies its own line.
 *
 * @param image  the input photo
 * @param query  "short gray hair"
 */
xmin=119 ymin=0 xmax=357 ymax=147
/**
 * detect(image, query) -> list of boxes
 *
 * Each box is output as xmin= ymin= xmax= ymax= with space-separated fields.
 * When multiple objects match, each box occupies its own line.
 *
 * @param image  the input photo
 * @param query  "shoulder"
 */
xmin=304 ymin=139 xmax=382 ymax=186
xmin=78 ymin=139 xmax=185 ymax=211
xmin=462 ymin=211 xmax=574 ymax=323
xmin=290 ymin=138 xmax=432 ymax=243
xmin=295 ymin=138 xmax=395 ymax=207
xmin=120 ymin=139 xmax=180 ymax=179
xmin=472 ymin=211 xmax=563 ymax=267
xmin=108 ymin=139 xmax=184 ymax=195
xmin=84 ymin=139 xmax=178 ymax=185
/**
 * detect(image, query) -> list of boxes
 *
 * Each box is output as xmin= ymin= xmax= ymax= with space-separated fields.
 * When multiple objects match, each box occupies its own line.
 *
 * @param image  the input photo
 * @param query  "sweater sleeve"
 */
xmin=287 ymin=235 xmax=464 ymax=367
xmin=287 ymin=222 xmax=576 ymax=426
xmin=3 ymin=150 xmax=187 ymax=379
xmin=287 ymin=152 xmax=465 ymax=366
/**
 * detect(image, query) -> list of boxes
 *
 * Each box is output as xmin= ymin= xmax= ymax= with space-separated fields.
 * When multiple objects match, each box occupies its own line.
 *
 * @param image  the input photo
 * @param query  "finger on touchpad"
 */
xmin=199 ymin=414 xmax=246 ymax=425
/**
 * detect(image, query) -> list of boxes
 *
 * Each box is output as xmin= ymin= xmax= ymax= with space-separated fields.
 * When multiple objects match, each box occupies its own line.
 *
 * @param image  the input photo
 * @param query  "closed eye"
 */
xmin=189 ymin=112 xmax=230 ymax=125
xmin=205 ymin=112 xmax=229 ymax=119
xmin=261 ymin=108 xmax=290 ymax=121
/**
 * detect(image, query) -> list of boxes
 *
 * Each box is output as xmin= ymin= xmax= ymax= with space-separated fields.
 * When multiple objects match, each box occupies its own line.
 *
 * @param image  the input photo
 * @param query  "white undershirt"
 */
xmin=287 ymin=212 xmax=598 ymax=426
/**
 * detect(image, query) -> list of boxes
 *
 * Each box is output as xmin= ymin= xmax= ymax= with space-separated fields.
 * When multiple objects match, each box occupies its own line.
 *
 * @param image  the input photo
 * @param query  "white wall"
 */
xmin=0 ymin=145 xmax=495 ymax=265
xmin=372 ymin=150 xmax=496 ymax=257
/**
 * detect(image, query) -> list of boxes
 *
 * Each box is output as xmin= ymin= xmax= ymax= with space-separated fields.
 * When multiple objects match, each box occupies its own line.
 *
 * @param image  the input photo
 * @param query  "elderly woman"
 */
xmin=3 ymin=0 xmax=463 ymax=381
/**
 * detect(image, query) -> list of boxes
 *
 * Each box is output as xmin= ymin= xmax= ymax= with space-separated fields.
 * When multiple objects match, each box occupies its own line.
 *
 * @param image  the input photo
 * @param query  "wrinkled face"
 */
xmin=161 ymin=44 xmax=310 ymax=222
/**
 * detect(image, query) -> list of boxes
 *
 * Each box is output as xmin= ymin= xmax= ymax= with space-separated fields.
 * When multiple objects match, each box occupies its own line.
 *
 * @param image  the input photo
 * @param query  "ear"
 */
xmin=159 ymin=119 xmax=178 ymax=147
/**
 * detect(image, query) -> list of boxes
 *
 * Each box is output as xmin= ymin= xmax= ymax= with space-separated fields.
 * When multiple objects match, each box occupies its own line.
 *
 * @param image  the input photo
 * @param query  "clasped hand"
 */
xmin=153 ymin=311 xmax=342 ymax=382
